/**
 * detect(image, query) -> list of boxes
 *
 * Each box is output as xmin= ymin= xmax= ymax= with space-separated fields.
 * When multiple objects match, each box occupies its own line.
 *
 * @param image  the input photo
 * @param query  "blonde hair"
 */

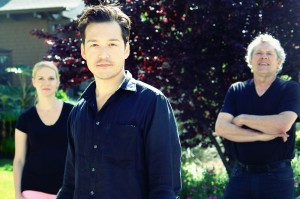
xmin=33 ymin=61 xmax=60 ymax=83
xmin=245 ymin=34 xmax=286 ymax=73
xmin=32 ymin=61 xmax=60 ymax=103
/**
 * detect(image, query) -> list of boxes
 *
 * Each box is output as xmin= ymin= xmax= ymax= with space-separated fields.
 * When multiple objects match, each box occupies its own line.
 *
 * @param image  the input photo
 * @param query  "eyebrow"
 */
xmin=36 ymin=75 xmax=56 ymax=77
xmin=36 ymin=75 xmax=56 ymax=78
xmin=255 ymin=49 xmax=275 ymax=52
xmin=86 ymin=39 xmax=122 ymax=43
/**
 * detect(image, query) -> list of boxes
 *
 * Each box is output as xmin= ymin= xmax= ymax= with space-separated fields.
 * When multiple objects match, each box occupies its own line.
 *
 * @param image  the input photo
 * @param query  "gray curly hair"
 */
xmin=245 ymin=34 xmax=286 ymax=74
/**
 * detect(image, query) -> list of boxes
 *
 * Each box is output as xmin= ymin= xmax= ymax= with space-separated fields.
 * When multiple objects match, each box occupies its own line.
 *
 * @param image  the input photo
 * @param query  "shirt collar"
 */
xmin=80 ymin=70 xmax=137 ymax=100
xmin=121 ymin=70 xmax=137 ymax=92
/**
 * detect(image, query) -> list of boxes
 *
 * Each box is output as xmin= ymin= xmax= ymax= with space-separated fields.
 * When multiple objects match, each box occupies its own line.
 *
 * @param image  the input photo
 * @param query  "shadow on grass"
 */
xmin=0 ymin=159 xmax=13 ymax=172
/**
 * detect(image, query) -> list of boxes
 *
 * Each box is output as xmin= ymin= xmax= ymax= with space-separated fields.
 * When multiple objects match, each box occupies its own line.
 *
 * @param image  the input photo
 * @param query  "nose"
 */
xmin=98 ymin=47 xmax=109 ymax=59
xmin=261 ymin=53 xmax=269 ymax=59
xmin=44 ymin=79 xmax=51 ymax=85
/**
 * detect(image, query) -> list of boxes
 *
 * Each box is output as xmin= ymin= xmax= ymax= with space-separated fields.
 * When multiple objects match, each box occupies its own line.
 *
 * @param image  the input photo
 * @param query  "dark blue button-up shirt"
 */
xmin=57 ymin=71 xmax=181 ymax=199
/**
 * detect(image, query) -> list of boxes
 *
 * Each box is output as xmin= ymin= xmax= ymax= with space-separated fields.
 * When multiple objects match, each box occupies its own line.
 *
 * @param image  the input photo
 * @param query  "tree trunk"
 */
xmin=206 ymin=126 xmax=235 ymax=176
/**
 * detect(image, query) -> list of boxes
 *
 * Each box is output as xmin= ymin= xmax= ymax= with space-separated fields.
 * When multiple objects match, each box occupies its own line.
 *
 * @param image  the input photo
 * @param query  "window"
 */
xmin=0 ymin=49 xmax=12 ymax=72
xmin=0 ymin=49 xmax=12 ymax=84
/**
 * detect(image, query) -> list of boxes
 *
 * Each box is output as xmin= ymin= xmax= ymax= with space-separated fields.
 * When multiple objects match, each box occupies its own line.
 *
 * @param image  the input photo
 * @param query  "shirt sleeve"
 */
xmin=56 ymin=110 xmax=75 ymax=199
xmin=144 ymin=94 xmax=182 ymax=199
xmin=278 ymin=80 xmax=300 ymax=121
xmin=15 ymin=111 xmax=29 ymax=133
xmin=220 ymin=84 xmax=236 ymax=116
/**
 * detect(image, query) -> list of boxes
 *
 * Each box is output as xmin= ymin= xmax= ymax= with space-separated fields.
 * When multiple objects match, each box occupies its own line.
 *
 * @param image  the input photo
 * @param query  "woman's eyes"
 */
xmin=38 ymin=77 xmax=55 ymax=80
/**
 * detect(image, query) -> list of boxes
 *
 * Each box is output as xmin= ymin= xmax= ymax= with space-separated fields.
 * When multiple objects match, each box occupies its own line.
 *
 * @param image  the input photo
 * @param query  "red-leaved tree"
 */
xmin=31 ymin=0 xmax=300 ymax=174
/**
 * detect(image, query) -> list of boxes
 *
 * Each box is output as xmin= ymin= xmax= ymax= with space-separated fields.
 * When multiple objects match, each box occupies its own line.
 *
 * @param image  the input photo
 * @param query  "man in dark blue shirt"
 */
xmin=215 ymin=34 xmax=300 ymax=199
xmin=57 ymin=4 xmax=181 ymax=199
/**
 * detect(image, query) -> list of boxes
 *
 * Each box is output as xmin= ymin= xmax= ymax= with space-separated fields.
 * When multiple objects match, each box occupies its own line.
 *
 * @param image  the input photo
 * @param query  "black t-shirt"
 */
xmin=221 ymin=78 xmax=300 ymax=164
xmin=15 ymin=102 xmax=73 ymax=194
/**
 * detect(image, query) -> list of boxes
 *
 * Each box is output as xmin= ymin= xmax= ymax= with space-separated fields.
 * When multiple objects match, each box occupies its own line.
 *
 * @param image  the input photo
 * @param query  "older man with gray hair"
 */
xmin=215 ymin=33 xmax=300 ymax=199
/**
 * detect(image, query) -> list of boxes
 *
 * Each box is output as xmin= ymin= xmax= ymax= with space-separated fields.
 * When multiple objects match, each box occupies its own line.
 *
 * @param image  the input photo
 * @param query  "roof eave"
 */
xmin=0 ymin=7 xmax=66 ymax=15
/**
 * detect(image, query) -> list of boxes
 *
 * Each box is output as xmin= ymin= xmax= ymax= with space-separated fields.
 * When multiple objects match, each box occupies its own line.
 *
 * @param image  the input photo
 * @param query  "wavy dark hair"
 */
xmin=77 ymin=4 xmax=131 ymax=45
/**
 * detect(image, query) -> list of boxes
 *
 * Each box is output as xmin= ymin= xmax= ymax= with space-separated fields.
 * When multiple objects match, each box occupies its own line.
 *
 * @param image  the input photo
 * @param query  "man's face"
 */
xmin=81 ymin=21 xmax=130 ymax=81
xmin=250 ymin=42 xmax=281 ymax=78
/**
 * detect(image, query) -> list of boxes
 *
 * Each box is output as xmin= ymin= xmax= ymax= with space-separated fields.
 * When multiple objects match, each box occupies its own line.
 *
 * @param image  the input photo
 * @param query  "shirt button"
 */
xmin=96 ymin=121 xmax=100 ymax=125
xmin=90 ymin=191 xmax=94 ymax=195
xmin=93 ymin=145 xmax=98 ymax=149
xmin=92 ymin=168 xmax=95 ymax=172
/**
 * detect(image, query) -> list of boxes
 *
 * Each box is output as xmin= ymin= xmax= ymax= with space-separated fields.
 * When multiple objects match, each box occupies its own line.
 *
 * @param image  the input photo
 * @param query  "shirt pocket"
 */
xmin=104 ymin=124 xmax=138 ymax=162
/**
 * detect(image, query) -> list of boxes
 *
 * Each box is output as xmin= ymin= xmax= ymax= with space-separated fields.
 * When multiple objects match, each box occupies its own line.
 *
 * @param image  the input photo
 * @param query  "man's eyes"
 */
xmin=89 ymin=43 xmax=118 ymax=47
xmin=255 ymin=52 xmax=274 ymax=55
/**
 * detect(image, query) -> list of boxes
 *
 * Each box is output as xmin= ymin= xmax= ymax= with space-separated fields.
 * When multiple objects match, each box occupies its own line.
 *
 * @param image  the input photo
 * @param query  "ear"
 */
xmin=277 ymin=58 xmax=282 ymax=66
xmin=249 ymin=59 xmax=253 ymax=67
xmin=124 ymin=42 xmax=130 ymax=59
xmin=81 ymin=44 xmax=86 ymax=60
xmin=32 ymin=78 xmax=36 ymax=88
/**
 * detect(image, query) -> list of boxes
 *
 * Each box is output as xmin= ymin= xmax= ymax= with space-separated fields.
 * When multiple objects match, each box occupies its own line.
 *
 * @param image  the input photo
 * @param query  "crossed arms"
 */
xmin=215 ymin=111 xmax=298 ymax=142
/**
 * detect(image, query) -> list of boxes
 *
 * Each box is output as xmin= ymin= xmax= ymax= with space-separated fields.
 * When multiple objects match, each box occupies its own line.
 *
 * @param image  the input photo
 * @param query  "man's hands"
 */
xmin=257 ymin=132 xmax=288 ymax=142
xmin=232 ymin=114 xmax=289 ymax=142
xmin=232 ymin=114 xmax=244 ymax=127
xmin=215 ymin=112 xmax=296 ymax=143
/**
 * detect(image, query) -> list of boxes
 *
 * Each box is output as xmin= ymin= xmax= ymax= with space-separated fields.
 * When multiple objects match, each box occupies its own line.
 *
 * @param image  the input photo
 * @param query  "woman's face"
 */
xmin=32 ymin=67 xmax=59 ymax=97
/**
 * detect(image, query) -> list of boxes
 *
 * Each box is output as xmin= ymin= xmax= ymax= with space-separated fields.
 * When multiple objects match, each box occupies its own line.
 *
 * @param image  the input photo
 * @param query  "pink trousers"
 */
xmin=22 ymin=190 xmax=56 ymax=199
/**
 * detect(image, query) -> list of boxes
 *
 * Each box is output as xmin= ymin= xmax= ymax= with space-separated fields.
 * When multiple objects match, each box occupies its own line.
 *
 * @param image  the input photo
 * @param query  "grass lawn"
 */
xmin=0 ymin=159 xmax=14 ymax=199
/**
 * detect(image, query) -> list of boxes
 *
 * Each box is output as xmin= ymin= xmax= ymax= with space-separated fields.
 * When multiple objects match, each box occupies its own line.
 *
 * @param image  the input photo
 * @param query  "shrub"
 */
xmin=179 ymin=145 xmax=300 ymax=199
xmin=179 ymin=163 xmax=228 ymax=199
xmin=293 ymin=149 xmax=300 ymax=196
xmin=0 ymin=136 xmax=14 ymax=158
xmin=295 ymin=130 xmax=300 ymax=150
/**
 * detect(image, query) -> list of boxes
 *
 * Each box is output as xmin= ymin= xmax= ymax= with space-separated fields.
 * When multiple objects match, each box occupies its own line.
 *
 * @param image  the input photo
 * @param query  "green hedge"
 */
xmin=179 ymin=150 xmax=300 ymax=199
xmin=179 ymin=163 xmax=227 ymax=199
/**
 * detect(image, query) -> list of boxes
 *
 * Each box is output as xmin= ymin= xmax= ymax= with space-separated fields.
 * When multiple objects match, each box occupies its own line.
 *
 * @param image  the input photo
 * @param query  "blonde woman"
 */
xmin=13 ymin=61 xmax=73 ymax=199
